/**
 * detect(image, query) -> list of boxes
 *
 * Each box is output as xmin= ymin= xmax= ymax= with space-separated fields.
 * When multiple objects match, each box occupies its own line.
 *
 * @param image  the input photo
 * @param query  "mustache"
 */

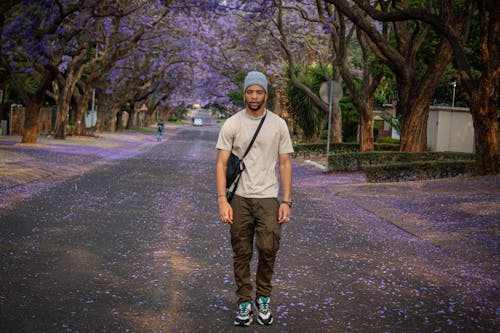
xmin=246 ymin=102 xmax=262 ymax=111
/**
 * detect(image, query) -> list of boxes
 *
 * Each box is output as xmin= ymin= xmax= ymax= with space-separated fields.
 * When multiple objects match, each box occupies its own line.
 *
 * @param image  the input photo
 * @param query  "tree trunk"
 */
xmin=473 ymin=114 xmax=500 ymax=175
xmin=400 ymin=101 xmax=429 ymax=152
xmin=74 ymin=87 xmax=92 ymax=136
xmin=152 ymin=109 xmax=159 ymax=123
xmin=400 ymin=38 xmax=454 ymax=152
xmin=126 ymin=103 xmax=135 ymax=129
xmin=18 ymin=63 xmax=58 ymax=144
xmin=21 ymin=99 xmax=44 ymax=144
xmin=116 ymin=111 xmax=124 ymax=131
xmin=53 ymin=47 xmax=87 ymax=139
xmin=144 ymin=110 xmax=153 ymax=127
xmin=106 ymin=106 xmax=121 ymax=132
xmin=332 ymin=102 xmax=342 ymax=143
xmin=74 ymin=108 xmax=85 ymax=136
xmin=95 ymin=91 xmax=106 ymax=134
xmin=54 ymin=79 xmax=77 ymax=139
xmin=460 ymin=3 xmax=500 ymax=175
xmin=359 ymin=97 xmax=374 ymax=152
xmin=310 ymin=128 xmax=321 ymax=143
xmin=54 ymin=105 xmax=68 ymax=139
xmin=470 ymin=87 xmax=500 ymax=175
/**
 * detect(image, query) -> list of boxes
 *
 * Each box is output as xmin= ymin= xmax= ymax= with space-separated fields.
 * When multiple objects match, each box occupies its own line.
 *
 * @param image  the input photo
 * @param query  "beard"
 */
xmin=246 ymin=100 xmax=264 ymax=111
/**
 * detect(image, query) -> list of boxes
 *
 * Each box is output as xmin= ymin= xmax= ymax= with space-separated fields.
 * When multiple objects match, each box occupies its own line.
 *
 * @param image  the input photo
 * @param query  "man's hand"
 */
xmin=278 ymin=203 xmax=291 ymax=224
xmin=219 ymin=197 xmax=233 ymax=224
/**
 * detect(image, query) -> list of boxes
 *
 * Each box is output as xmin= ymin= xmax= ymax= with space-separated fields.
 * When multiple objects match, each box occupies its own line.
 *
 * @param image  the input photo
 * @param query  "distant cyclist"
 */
xmin=157 ymin=121 xmax=164 ymax=142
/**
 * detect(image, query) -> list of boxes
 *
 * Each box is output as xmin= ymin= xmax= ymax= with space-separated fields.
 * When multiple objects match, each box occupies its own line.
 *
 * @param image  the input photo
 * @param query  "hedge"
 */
xmin=293 ymin=142 xmax=399 ymax=157
xmin=365 ymin=160 xmax=476 ymax=182
xmin=327 ymin=151 xmax=475 ymax=172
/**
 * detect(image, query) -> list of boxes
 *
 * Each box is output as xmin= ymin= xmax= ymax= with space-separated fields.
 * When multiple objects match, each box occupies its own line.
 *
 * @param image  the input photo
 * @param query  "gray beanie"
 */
xmin=244 ymin=71 xmax=268 ymax=93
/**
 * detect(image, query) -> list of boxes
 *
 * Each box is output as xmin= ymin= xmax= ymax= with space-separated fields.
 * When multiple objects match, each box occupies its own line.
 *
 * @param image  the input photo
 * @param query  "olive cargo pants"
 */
xmin=230 ymin=195 xmax=282 ymax=303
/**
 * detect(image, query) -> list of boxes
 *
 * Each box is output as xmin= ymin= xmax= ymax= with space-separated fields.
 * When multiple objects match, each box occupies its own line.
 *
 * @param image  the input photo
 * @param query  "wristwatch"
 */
xmin=282 ymin=200 xmax=293 ymax=208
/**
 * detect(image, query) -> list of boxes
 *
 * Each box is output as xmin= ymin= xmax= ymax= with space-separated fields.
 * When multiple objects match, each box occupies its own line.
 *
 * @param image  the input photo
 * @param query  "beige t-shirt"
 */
xmin=216 ymin=109 xmax=294 ymax=198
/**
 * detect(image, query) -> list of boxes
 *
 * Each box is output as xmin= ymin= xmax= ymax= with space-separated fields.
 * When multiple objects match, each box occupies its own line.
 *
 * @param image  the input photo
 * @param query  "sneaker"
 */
xmin=234 ymin=301 xmax=253 ymax=326
xmin=255 ymin=295 xmax=274 ymax=325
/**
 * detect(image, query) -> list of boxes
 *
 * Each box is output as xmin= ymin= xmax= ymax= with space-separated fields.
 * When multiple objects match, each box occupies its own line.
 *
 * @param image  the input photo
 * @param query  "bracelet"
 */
xmin=282 ymin=200 xmax=293 ymax=208
xmin=217 ymin=193 xmax=226 ymax=198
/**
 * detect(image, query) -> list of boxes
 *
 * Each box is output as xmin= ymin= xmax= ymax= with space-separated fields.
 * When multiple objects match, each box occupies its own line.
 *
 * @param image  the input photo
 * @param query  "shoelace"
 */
xmin=259 ymin=297 xmax=270 ymax=313
xmin=239 ymin=302 xmax=251 ymax=315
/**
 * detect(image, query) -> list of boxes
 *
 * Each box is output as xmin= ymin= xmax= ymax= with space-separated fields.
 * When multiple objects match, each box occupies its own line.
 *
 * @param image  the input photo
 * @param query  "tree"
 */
xmin=325 ymin=0 xmax=458 ymax=153
xmin=51 ymin=1 xmax=173 ymax=138
xmin=245 ymin=0 xmax=384 ymax=150
xmin=346 ymin=0 xmax=499 ymax=174
xmin=2 ymin=0 xmax=190 ymax=140
xmin=316 ymin=1 xmax=385 ymax=151
xmin=198 ymin=2 xmax=287 ymax=111
xmin=0 ymin=1 xmax=21 ymax=95
xmin=1 ymin=1 xmax=90 ymax=143
xmin=1 ymin=1 xmax=123 ymax=143
xmin=285 ymin=64 xmax=325 ymax=142
xmin=53 ymin=44 xmax=92 ymax=138
xmin=267 ymin=1 xmax=343 ymax=142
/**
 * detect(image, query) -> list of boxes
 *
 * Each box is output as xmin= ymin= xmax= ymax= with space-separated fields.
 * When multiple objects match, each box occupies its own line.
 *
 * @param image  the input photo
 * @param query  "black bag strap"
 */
xmin=240 ymin=113 xmax=266 ymax=160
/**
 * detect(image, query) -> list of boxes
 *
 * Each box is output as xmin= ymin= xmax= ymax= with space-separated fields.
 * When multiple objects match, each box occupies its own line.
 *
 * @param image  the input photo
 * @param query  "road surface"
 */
xmin=0 ymin=120 xmax=498 ymax=332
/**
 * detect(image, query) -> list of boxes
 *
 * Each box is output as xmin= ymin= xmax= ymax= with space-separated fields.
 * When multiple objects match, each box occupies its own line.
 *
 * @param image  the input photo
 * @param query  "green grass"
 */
xmin=167 ymin=119 xmax=185 ymax=124
xmin=133 ymin=127 xmax=156 ymax=133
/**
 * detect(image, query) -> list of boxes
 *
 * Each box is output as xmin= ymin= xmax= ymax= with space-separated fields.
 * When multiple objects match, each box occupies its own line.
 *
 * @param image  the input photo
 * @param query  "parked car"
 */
xmin=193 ymin=118 xmax=203 ymax=126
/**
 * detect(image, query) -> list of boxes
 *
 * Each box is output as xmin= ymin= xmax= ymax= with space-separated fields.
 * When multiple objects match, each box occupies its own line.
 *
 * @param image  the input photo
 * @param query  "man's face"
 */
xmin=244 ymin=85 xmax=267 ymax=112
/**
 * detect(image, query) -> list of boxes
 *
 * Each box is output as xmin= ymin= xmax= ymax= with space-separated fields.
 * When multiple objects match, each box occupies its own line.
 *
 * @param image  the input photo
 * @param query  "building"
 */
xmin=427 ymin=106 xmax=474 ymax=153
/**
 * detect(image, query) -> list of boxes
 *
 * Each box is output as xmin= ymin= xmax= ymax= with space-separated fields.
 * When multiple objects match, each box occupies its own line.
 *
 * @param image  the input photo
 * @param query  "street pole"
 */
xmin=326 ymin=81 xmax=333 ymax=159
xmin=451 ymin=81 xmax=456 ymax=108
xmin=91 ymin=86 xmax=96 ymax=113
xmin=320 ymin=79 xmax=342 ymax=172
xmin=89 ymin=45 xmax=98 ymax=129
xmin=91 ymin=45 xmax=98 ymax=114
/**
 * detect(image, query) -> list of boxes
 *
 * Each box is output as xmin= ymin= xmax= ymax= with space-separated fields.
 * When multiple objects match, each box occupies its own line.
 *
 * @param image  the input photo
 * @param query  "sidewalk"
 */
xmin=0 ymin=130 xmax=175 ymax=209
xmin=336 ymin=175 xmax=499 ymax=275
xmin=293 ymin=154 xmax=500 ymax=280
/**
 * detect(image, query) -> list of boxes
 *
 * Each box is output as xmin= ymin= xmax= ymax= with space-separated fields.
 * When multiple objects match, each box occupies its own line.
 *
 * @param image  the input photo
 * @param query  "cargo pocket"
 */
xmin=272 ymin=229 xmax=281 ymax=253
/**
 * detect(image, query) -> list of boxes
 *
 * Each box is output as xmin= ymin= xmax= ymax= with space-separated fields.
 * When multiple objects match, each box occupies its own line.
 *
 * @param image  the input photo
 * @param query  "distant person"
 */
xmin=157 ymin=121 xmax=164 ymax=142
xmin=215 ymin=71 xmax=294 ymax=327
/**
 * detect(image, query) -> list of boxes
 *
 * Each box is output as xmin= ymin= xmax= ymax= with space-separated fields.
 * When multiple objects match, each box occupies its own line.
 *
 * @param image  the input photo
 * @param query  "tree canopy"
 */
xmin=1 ymin=0 xmax=498 ymax=174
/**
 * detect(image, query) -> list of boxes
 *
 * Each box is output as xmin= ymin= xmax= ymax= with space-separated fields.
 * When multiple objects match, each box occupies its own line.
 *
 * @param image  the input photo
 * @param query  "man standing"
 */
xmin=215 ymin=71 xmax=294 ymax=326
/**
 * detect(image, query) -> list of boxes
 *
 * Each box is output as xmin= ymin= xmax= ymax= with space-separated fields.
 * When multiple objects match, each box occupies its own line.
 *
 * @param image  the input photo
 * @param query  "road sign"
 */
xmin=320 ymin=80 xmax=343 ymax=104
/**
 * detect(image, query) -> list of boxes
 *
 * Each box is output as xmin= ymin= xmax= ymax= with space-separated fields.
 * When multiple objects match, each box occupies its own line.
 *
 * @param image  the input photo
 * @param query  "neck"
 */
xmin=245 ymin=107 xmax=266 ymax=118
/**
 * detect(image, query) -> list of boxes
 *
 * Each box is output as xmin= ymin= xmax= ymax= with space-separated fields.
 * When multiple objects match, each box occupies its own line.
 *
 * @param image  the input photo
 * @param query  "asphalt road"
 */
xmin=0 ymin=122 xmax=498 ymax=332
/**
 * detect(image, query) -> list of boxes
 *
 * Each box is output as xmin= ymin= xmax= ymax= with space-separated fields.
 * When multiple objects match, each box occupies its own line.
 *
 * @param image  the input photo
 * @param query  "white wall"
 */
xmin=85 ymin=110 xmax=97 ymax=128
xmin=427 ymin=106 xmax=474 ymax=153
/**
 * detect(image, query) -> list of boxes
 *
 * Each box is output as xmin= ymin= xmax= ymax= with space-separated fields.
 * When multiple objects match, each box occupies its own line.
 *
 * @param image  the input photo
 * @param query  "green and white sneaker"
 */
xmin=255 ymin=296 xmax=274 ymax=325
xmin=234 ymin=301 xmax=253 ymax=326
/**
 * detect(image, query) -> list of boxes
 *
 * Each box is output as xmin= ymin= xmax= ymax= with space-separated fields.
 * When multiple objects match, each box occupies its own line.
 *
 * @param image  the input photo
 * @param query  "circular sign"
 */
xmin=320 ymin=80 xmax=343 ymax=103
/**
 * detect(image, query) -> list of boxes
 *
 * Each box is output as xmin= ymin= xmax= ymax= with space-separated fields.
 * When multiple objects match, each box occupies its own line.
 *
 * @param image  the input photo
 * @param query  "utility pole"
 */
xmin=451 ymin=81 xmax=456 ymax=108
